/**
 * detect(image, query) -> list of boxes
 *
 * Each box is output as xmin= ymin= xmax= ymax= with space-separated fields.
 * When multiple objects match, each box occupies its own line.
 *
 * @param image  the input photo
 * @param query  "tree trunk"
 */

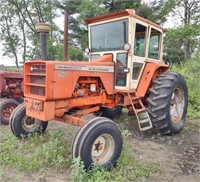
xmin=184 ymin=40 xmax=191 ymax=60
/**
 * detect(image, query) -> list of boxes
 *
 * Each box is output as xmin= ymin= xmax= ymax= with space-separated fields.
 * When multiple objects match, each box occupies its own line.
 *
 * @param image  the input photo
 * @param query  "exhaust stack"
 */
xmin=35 ymin=23 xmax=51 ymax=60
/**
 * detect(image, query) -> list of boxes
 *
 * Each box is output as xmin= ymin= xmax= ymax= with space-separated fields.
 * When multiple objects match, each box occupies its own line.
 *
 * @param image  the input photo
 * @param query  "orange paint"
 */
xmin=136 ymin=61 xmax=168 ymax=97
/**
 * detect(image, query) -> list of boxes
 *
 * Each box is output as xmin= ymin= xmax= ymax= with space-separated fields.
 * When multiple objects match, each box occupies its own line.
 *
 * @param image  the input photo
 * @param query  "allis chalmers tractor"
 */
xmin=10 ymin=9 xmax=188 ymax=169
xmin=0 ymin=70 xmax=23 ymax=125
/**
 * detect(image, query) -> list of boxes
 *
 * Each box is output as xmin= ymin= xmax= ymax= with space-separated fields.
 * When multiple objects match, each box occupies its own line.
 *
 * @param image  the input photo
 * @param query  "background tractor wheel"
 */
xmin=96 ymin=107 xmax=122 ymax=119
xmin=0 ymin=99 xmax=19 ymax=125
xmin=147 ymin=71 xmax=188 ymax=135
xmin=10 ymin=104 xmax=48 ymax=137
xmin=72 ymin=117 xmax=122 ymax=170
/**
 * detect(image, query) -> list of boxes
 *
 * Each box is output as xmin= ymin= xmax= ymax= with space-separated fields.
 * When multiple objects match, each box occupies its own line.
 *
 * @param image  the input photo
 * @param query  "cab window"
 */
xmin=148 ymin=28 xmax=161 ymax=59
xmin=134 ymin=23 xmax=147 ymax=57
xmin=116 ymin=53 xmax=128 ymax=86
xmin=132 ymin=62 xmax=143 ymax=80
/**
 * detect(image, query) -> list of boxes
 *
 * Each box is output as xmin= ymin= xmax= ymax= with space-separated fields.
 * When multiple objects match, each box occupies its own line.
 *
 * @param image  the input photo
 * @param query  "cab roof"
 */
xmin=85 ymin=9 xmax=166 ymax=32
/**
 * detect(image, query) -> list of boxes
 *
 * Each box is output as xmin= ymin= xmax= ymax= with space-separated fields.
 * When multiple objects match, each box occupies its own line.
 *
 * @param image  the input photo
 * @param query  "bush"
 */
xmin=172 ymin=52 xmax=200 ymax=118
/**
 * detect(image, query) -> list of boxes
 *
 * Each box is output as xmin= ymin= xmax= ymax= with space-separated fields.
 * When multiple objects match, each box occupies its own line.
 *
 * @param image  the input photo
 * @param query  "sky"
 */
xmin=0 ymin=0 xmax=178 ymax=67
xmin=0 ymin=43 xmax=15 ymax=66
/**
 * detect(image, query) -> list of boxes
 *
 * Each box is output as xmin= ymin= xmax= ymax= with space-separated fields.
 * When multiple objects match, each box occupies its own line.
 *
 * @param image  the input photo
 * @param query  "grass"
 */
xmin=184 ymin=118 xmax=200 ymax=129
xmin=0 ymin=129 xmax=71 ymax=174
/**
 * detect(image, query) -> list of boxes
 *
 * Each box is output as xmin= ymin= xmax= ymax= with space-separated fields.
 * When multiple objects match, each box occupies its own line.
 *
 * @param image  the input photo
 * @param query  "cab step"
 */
xmin=128 ymin=93 xmax=152 ymax=131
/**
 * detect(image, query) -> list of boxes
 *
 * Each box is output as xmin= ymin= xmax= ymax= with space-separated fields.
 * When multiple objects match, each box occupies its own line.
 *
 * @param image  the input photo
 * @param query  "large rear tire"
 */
xmin=147 ymin=72 xmax=188 ymax=134
xmin=9 ymin=104 xmax=48 ymax=137
xmin=0 ymin=99 xmax=19 ymax=125
xmin=72 ymin=117 xmax=123 ymax=170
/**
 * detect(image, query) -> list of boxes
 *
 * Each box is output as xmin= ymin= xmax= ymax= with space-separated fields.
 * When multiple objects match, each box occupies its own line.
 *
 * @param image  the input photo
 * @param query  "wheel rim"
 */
xmin=91 ymin=134 xmax=115 ymax=165
xmin=2 ymin=103 xmax=17 ymax=122
xmin=22 ymin=116 xmax=40 ymax=132
xmin=170 ymin=87 xmax=185 ymax=124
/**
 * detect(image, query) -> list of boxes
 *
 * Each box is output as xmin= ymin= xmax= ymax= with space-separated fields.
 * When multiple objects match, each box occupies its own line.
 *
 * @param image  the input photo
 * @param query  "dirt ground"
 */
xmin=1 ymin=116 xmax=200 ymax=182
xmin=126 ymin=117 xmax=200 ymax=182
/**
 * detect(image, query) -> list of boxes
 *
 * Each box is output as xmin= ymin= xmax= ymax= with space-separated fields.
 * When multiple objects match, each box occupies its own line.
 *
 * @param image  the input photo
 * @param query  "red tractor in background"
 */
xmin=0 ymin=70 xmax=23 ymax=125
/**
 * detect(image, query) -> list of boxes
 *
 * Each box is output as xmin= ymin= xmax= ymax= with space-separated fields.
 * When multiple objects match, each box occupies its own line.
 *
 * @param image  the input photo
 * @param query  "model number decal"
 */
xmin=54 ymin=64 xmax=114 ymax=73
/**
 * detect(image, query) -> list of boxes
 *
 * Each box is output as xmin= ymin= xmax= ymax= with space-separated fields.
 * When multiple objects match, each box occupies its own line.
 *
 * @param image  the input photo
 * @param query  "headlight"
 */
xmin=124 ymin=43 xmax=131 ymax=51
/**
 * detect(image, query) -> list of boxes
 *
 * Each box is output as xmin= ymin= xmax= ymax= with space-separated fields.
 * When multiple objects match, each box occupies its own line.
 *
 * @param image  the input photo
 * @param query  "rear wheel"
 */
xmin=147 ymin=72 xmax=188 ymax=134
xmin=10 ymin=104 xmax=48 ymax=137
xmin=0 ymin=99 xmax=19 ymax=125
xmin=72 ymin=117 xmax=123 ymax=170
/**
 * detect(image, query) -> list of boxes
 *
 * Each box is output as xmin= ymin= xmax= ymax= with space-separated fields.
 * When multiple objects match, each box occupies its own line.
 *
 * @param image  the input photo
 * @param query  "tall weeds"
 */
xmin=172 ymin=53 xmax=200 ymax=118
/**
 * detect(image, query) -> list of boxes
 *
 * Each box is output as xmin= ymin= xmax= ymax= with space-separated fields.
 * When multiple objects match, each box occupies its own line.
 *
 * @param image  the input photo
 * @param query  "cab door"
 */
xmin=130 ymin=21 xmax=148 ymax=89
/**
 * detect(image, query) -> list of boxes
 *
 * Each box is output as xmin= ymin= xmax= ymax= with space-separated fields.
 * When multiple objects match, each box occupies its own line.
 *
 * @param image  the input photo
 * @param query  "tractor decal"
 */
xmin=54 ymin=64 xmax=114 ymax=72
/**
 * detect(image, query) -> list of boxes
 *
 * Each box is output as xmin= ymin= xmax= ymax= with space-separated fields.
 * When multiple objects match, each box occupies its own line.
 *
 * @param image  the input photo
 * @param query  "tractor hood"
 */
xmin=24 ymin=55 xmax=115 ymax=101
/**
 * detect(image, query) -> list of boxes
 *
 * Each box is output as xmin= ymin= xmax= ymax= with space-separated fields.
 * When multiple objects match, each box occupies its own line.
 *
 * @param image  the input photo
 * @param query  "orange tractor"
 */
xmin=10 ymin=9 xmax=188 ymax=169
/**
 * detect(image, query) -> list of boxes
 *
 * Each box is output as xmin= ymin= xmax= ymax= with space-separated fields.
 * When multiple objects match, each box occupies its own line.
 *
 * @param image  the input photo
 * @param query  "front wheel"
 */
xmin=147 ymin=71 xmax=188 ymax=134
xmin=72 ymin=117 xmax=123 ymax=170
xmin=10 ymin=104 xmax=48 ymax=137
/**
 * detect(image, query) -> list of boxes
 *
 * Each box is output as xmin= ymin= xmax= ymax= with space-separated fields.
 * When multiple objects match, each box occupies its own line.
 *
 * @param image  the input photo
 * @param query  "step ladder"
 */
xmin=128 ymin=93 xmax=152 ymax=131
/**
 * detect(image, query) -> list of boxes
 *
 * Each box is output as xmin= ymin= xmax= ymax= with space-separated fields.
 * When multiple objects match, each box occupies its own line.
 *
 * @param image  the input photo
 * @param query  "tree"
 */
xmin=0 ymin=1 xmax=22 ymax=69
xmin=165 ymin=0 xmax=200 ymax=61
xmin=0 ymin=0 xmax=61 ymax=67
xmin=57 ymin=0 xmax=109 ymax=60
xmin=105 ymin=0 xmax=141 ymax=12
xmin=138 ymin=0 xmax=175 ymax=24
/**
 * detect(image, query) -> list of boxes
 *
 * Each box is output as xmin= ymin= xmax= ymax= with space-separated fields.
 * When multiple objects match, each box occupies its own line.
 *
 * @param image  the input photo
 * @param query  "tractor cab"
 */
xmin=85 ymin=9 xmax=165 ymax=91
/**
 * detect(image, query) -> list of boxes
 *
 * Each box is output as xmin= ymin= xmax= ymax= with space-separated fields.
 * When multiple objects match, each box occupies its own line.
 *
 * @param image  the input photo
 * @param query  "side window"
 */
xmin=116 ymin=53 xmax=128 ymax=86
xmin=132 ymin=62 xmax=143 ymax=80
xmin=134 ymin=23 xmax=147 ymax=57
xmin=148 ymin=28 xmax=161 ymax=59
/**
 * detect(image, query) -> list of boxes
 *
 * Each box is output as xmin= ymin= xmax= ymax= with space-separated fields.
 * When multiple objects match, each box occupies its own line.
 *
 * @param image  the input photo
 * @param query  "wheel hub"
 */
xmin=2 ymin=104 xmax=16 ymax=121
xmin=91 ymin=134 xmax=115 ymax=165
xmin=93 ymin=137 xmax=106 ymax=157
xmin=170 ymin=87 xmax=185 ymax=124
xmin=22 ymin=116 xmax=40 ymax=132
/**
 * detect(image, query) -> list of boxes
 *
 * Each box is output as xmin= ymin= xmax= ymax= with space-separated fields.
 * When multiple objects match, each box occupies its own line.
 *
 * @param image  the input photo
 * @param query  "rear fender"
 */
xmin=136 ymin=62 xmax=169 ymax=97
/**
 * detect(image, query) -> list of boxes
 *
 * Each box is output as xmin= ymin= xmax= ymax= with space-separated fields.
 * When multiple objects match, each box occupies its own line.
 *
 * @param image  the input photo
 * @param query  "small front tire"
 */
xmin=72 ymin=117 xmax=123 ymax=170
xmin=10 ymin=104 xmax=48 ymax=137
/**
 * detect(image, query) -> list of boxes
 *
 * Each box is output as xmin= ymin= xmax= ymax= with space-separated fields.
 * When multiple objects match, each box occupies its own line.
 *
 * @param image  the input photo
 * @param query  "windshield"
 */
xmin=90 ymin=19 xmax=128 ymax=52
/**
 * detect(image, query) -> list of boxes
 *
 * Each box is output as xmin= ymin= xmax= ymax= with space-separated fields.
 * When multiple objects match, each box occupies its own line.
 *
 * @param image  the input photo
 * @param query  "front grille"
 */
xmin=30 ymin=86 xmax=45 ymax=96
xmin=30 ymin=75 xmax=45 ymax=85
xmin=30 ymin=65 xmax=46 ymax=74
xmin=25 ymin=63 xmax=46 ymax=97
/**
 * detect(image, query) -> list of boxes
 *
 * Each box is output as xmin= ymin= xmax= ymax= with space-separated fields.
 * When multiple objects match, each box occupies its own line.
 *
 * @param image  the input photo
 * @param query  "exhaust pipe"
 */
xmin=35 ymin=23 xmax=51 ymax=60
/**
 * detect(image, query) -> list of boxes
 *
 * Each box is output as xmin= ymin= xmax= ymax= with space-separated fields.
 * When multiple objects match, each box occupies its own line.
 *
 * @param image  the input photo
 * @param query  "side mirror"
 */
xmin=84 ymin=47 xmax=90 ymax=55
